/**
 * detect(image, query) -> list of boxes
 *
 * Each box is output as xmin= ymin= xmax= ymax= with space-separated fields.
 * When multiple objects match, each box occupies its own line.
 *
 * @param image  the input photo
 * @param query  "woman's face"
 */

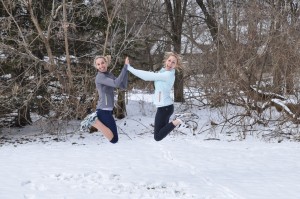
xmin=165 ymin=55 xmax=177 ymax=71
xmin=95 ymin=58 xmax=108 ymax=72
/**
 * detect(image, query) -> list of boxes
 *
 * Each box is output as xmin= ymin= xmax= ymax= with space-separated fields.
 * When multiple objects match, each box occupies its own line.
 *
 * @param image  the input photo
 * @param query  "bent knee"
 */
xmin=154 ymin=136 xmax=162 ymax=142
xmin=110 ymin=136 xmax=118 ymax=144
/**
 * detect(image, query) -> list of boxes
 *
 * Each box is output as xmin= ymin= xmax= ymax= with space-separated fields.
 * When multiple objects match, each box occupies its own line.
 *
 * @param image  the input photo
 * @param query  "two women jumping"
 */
xmin=81 ymin=52 xmax=194 ymax=143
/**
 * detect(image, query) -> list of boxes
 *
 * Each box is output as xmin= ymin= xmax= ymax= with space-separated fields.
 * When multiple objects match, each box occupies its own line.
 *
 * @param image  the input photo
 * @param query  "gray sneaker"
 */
xmin=80 ymin=112 xmax=97 ymax=131
xmin=175 ymin=112 xmax=199 ymax=120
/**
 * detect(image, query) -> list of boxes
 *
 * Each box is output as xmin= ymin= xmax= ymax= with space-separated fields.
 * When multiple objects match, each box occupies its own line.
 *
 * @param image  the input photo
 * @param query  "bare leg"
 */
xmin=92 ymin=119 xmax=114 ymax=141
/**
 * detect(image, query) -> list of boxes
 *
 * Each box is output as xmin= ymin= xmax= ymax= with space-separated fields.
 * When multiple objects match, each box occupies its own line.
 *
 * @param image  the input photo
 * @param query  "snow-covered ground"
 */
xmin=1 ymin=91 xmax=300 ymax=199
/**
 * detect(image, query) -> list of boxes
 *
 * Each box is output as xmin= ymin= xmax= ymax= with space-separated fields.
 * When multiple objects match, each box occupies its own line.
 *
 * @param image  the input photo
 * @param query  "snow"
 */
xmin=0 ymin=74 xmax=11 ymax=79
xmin=1 ymin=91 xmax=300 ymax=199
xmin=271 ymin=98 xmax=294 ymax=116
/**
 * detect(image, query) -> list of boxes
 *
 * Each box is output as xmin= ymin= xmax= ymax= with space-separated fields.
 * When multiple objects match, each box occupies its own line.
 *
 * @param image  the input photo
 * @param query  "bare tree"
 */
xmin=62 ymin=0 xmax=74 ymax=93
xmin=191 ymin=0 xmax=300 ymax=131
xmin=164 ymin=0 xmax=187 ymax=102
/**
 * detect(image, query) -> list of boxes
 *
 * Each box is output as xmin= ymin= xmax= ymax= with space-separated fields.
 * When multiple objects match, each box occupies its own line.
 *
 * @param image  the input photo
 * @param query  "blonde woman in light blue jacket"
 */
xmin=127 ymin=52 xmax=183 ymax=141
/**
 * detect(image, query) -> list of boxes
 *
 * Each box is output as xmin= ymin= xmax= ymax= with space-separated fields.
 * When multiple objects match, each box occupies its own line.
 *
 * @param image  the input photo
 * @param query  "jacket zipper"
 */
xmin=158 ymin=91 xmax=161 ymax=102
xmin=105 ymin=94 xmax=108 ymax=106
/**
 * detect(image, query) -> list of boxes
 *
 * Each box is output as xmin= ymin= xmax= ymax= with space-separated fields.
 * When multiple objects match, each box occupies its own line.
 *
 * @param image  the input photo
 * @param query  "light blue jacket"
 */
xmin=128 ymin=65 xmax=175 ymax=107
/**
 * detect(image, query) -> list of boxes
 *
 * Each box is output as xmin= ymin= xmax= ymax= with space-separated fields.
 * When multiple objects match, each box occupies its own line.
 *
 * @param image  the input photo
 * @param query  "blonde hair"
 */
xmin=163 ymin=52 xmax=183 ymax=70
xmin=93 ymin=55 xmax=111 ymax=69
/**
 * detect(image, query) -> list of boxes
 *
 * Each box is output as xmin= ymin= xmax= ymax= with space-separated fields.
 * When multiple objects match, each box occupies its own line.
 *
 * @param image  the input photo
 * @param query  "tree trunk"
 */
xmin=286 ymin=65 xmax=294 ymax=94
xmin=174 ymin=42 xmax=184 ymax=102
xmin=165 ymin=0 xmax=187 ymax=102
xmin=62 ymin=0 xmax=74 ymax=94
xmin=16 ymin=105 xmax=32 ymax=127
xmin=196 ymin=0 xmax=221 ymax=45
xmin=114 ymin=90 xmax=126 ymax=119
xmin=28 ymin=0 xmax=55 ymax=72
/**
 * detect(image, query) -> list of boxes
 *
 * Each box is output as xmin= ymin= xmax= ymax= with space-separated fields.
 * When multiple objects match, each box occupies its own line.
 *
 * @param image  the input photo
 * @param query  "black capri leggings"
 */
xmin=154 ymin=104 xmax=176 ymax=141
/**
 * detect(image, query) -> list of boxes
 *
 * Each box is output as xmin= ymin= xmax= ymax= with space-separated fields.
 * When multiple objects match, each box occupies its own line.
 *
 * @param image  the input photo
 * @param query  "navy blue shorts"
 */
xmin=97 ymin=109 xmax=118 ymax=143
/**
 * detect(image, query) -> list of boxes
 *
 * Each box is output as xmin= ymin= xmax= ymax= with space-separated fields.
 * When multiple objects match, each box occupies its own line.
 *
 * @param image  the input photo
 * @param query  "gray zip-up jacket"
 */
xmin=96 ymin=65 xmax=128 ymax=110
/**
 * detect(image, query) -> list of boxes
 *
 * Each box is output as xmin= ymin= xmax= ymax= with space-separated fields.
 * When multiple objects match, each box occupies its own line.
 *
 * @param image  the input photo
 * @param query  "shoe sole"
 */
xmin=175 ymin=113 xmax=199 ymax=120
xmin=80 ymin=112 xmax=97 ymax=131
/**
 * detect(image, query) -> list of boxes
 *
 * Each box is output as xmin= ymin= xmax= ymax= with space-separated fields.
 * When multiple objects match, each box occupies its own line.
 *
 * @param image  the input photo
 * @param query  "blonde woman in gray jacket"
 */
xmin=82 ymin=56 xmax=129 ymax=143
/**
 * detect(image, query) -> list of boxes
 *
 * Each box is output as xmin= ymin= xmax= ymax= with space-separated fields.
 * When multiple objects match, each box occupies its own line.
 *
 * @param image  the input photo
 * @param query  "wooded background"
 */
xmin=1 ymin=0 xmax=300 ymax=136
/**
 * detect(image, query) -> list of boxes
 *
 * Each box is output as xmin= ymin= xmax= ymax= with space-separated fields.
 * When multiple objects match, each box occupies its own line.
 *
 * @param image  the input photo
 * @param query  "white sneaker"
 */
xmin=80 ymin=112 xmax=97 ymax=131
xmin=176 ymin=119 xmax=190 ymax=131
xmin=175 ymin=118 xmax=199 ymax=135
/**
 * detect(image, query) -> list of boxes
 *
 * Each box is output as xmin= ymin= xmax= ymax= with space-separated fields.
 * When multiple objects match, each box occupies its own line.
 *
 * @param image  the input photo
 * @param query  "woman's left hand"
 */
xmin=125 ymin=57 xmax=130 ymax=65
